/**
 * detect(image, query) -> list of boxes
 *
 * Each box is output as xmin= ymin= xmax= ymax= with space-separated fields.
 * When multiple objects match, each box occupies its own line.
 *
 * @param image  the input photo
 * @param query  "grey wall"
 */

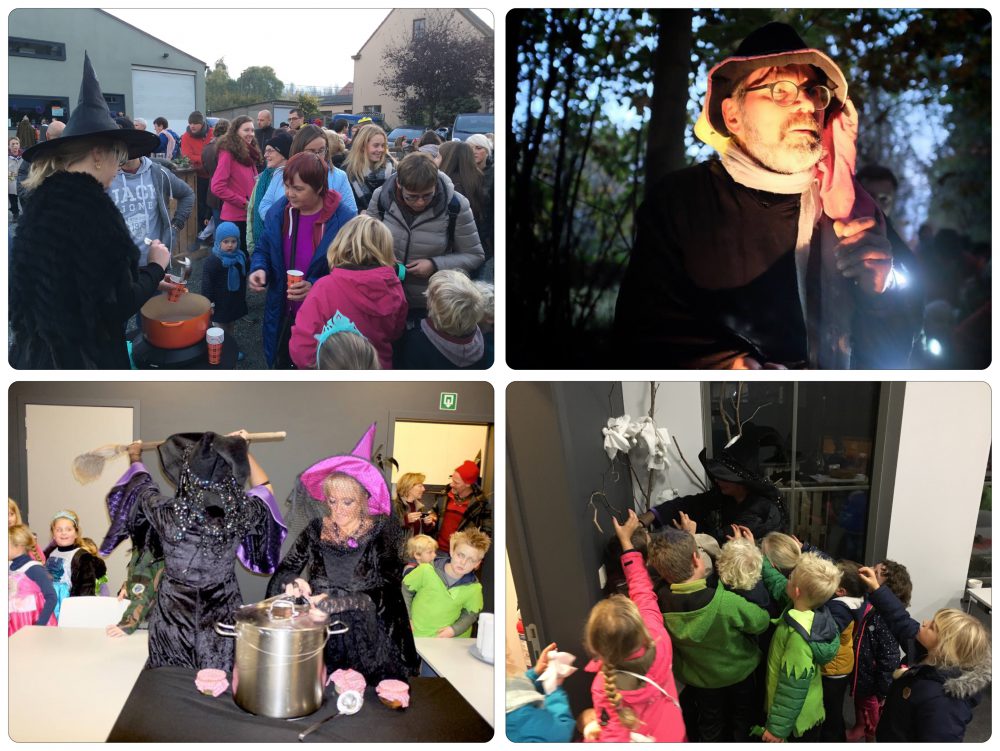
xmin=9 ymin=9 xmax=205 ymax=125
xmin=507 ymin=382 xmax=631 ymax=712
xmin=9 ymin=381 xmax=493 ymax=603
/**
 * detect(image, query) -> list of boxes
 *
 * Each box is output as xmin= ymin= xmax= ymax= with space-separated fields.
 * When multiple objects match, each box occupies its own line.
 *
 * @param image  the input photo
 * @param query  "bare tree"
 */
xmin=375 ymin=14 xmax=493 ymax=126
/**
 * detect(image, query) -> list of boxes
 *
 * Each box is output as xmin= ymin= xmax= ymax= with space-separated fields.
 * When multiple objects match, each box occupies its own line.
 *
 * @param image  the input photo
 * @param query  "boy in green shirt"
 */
xmin=402 ymin=528 xmax=489 ymax=637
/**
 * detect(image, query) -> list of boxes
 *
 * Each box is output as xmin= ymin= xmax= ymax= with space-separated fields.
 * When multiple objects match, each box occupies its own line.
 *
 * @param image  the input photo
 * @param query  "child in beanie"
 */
xmin=201 ymin=221 xmax=248 ymax=339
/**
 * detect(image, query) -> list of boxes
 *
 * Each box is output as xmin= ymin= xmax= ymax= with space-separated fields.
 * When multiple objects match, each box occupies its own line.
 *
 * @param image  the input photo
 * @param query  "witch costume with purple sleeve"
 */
xmin=266 ymin=423 xmax=419 ymax=683
xmin=101 ymin=432 xmax=286 ymax=671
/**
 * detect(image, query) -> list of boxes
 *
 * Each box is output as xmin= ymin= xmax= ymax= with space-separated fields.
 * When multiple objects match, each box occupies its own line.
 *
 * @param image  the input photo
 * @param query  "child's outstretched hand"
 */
xmin=436 ymin=626 xmax=456 ymax=638
xmin=726 ymin=524 xmax=754 ymax=543
xmin=534 ymin=642 xmax=557 ymax=675
xmin=857 ymin=566 xmax=880 ymax=592
xmin=672 ymin=511 xmax=697 ymax=535
xmin=613 ymin=509 xmax=641 ymax=549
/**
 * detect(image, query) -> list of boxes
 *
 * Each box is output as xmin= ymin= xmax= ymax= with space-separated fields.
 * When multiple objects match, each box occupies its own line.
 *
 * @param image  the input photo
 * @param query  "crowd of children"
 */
xmin=507 ymin=507 xmax=992 ymax=743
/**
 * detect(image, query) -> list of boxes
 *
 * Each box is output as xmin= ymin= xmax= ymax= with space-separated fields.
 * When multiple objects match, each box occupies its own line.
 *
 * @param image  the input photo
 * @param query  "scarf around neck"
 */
xmin=720 ymin=144 xmax=858 ymax=368
xmin=212 ymin=224 xmax=247 ymax=292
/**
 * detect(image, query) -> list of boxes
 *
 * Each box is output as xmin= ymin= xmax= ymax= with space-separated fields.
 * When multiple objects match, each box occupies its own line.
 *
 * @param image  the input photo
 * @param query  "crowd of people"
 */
xmin=506 ymin=431 xmax=992 ymax=743
xmin=9 ymin=426 xmax=493 ymax=689
xmin=8 ymin=54 xmax=495 ymax=369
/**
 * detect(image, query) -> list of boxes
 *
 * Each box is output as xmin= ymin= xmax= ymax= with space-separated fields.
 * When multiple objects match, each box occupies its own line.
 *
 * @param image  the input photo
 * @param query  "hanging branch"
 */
xmin=643 ymin=381 xmax=658 ymax=512
xmin=719 ymin=388 xmax=734 ymax=443
xmin=673 ymin=440 xmax=709 ymax=492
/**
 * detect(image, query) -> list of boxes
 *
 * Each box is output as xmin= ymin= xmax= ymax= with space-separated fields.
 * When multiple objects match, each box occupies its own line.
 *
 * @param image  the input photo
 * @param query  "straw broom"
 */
xmin=72 ymin=431 xmax=287 ymax=484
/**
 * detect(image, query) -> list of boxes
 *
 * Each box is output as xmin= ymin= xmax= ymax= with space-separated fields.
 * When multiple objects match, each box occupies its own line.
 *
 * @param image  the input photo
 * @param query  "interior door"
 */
xmin=25 ymin=404 xmax=136 ymax=595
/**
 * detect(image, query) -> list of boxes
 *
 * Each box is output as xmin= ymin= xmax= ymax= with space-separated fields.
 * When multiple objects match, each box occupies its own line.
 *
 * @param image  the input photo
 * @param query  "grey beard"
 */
xmin=736 ymin=124 xmax=825 ymax=175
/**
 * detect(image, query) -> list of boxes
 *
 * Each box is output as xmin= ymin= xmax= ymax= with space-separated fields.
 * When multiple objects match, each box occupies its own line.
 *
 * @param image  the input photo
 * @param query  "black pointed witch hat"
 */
xmin=22 ymin=52 xmax=160 ymax=163
xmin=698 ymin=422 xmax=783 ymax=493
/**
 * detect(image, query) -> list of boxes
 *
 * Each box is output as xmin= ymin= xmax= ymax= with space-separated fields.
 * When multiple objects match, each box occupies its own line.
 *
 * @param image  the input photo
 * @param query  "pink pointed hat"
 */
xmin=300 ymin=423 xmax=390 ymax=514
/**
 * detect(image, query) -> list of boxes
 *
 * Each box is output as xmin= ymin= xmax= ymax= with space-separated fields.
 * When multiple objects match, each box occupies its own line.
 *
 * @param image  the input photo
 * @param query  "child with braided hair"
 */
xmin=581 ymin=510 xmax=686 ymax=742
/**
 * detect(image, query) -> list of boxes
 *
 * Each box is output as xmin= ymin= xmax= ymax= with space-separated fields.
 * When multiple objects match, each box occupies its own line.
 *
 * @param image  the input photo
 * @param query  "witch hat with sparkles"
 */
xmin=299 ymin=423 xmax=390 ymax=515
xmin=22 ymin=52 xmax=160 ymax=163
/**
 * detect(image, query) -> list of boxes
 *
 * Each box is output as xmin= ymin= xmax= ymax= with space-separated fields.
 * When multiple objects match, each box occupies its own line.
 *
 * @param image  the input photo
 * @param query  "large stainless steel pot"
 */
xmin=215 ymin=596 xmax=348 ymax=719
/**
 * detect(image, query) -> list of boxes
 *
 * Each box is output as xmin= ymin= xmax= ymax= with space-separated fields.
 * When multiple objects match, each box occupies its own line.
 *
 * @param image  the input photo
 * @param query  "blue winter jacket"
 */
xmin=868 ymin=586 xmax=990 ymax=742
xmin=505 ymin=668 xmax=575 ymax=743
xmin=250 ymin=191 xmax=355 ymax=366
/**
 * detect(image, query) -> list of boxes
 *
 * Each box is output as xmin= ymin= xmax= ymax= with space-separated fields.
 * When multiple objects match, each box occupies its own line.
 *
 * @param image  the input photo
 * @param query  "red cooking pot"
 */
xmin=140 ymin=292 xmax=213 ymax=349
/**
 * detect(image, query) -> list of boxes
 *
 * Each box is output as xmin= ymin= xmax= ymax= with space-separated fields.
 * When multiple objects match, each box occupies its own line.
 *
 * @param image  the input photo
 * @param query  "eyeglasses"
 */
xmin=305 ymin=146 xmax=328 ymax=156
xmin=401 ymin=188 xmax=435 ymax=204
xmin=745 ymin=80 xmax=833 ymax=110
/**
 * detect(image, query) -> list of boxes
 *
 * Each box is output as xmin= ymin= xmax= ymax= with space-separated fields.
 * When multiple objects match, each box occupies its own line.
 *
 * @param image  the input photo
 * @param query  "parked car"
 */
xmin=451 ymin=113 xmax=494 ymax=141
xmin=387 ymin=126 xmax=428 ymax=144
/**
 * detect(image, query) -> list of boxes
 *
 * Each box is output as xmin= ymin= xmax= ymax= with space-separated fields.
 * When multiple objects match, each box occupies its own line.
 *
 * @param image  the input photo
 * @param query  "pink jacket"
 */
xmin=210 ymin=149 xmax=258 ymax=221
xmin=585 ymin=550 xmax=686 ymax=743
xmin=289 ymin=265 xmax=407 ymax=369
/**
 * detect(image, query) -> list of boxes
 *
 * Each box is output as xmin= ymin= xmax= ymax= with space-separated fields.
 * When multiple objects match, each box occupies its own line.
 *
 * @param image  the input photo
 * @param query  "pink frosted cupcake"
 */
xmin=195 ymin=668 xmax=229 ymax=697
xmin=376 ymin=679 xmax=409 ymax=709
xmin=330 ymin=668 xmax=367 ymax=695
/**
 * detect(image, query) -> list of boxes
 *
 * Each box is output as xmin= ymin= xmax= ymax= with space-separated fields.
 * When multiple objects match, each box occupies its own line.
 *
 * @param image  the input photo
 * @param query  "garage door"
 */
xmin=132 ymin=66 xmax=196 ymax=132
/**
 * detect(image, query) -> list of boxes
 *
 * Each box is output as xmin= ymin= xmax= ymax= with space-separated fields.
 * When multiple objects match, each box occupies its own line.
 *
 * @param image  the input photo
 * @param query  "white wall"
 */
xmin=621 ymin=382 xmax=707 ymax=506
xmin=887 ymin=382 xmax=990 ymax=622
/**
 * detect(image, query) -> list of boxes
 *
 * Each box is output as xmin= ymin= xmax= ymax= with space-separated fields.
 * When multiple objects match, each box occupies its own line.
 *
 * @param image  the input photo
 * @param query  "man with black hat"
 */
xmin=615 ymin=22 xmax=920 ymax=369
xmin=637 ymin=423 xmax=787 ymax=546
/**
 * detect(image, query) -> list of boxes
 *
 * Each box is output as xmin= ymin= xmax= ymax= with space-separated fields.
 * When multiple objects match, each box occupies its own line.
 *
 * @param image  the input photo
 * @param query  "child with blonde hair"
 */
xmin=761 ymin=531 xmax=801 ymax=575
xmin=758 ymin=549 xmax=842 ymax=741
xmin=43 ymin=510 xmax=106 ymax=615
xmin=315 ymin=325 xmax=381 ymax=370
xmin=857 ymin=566 xmax=990 ymax=741
xmin=403 ymin=528 xmax=489 ymax=638
xmin=581 ymin=511 xmax=686 ymax=742
xmin=403 ymin=534 xmax=438 ymax=576
xmin=9 ymin=524 xmax=58 ymax=633
xmin=289 ymin=214 xmax=406 ymax=369
xmin=8 ymin=498 xmax=45 ymax=562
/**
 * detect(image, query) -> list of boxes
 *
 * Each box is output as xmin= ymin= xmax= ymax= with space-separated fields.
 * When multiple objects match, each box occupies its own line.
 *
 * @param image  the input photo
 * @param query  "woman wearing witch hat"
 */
xmin=266 ymin=423 xmax=419 ymax=683
xmin=638 ymin=422 xmax=788 ymax=545
xmin=9 ymin=53 xmax=170 ymax=368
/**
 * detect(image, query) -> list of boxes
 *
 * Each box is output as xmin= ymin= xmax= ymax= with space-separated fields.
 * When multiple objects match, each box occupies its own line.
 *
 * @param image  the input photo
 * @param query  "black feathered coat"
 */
xmin=9 ymin=170 xmax=164 ymax=368
xmin=266 ymin=515 xmax=419 ymax=683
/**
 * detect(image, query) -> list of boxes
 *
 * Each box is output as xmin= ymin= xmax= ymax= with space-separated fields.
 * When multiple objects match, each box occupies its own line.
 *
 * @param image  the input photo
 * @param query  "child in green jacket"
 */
xmin=759 ymin=548 xmax=842 ymax=741
xmin=402 ymin=527 xmax=489 ymax=637
xmin=650 ymin=520 xmax=771 ymax=741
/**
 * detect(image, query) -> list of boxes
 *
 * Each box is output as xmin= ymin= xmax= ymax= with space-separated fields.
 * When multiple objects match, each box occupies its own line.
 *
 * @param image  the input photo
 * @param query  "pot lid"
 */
xmin=234 ymin=595 xmax=329 ymax=631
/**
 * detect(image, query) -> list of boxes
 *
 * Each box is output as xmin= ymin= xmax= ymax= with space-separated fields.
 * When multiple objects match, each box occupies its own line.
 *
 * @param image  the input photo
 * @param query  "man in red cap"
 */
xmin=615 ymin=22 xmax=920 ymax=370
xmin=435 ymin=460 xmax=492 ymax=553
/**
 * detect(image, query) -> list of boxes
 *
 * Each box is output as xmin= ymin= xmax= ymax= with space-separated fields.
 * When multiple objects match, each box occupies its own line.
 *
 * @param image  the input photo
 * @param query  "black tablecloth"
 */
xmin=107 ymin=667 xmax=493 ymax=742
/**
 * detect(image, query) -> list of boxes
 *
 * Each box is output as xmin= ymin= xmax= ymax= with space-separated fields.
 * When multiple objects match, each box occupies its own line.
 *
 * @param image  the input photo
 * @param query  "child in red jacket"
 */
xmin=581 ymin=510 xmax=687 ymax=742
xmin=289 ymin=215 xmax=406 ymax=369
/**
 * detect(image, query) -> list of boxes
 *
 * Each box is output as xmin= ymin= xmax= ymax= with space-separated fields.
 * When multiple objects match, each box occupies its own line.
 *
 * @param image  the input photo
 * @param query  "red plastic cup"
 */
xmin=206 ymin=327 xmax=224 ymax=365
xmin=286 ymin=269 xmax=304 ymax=296
xmin=166 ymin=274 xmax=187 ymax=302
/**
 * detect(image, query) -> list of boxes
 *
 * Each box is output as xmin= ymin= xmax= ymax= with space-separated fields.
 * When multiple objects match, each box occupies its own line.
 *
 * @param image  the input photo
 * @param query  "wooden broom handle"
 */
xmin=138 ymin=431 xmax=287 ymax=449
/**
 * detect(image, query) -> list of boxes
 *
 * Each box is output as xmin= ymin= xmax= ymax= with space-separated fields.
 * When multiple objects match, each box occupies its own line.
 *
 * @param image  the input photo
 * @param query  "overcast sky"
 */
xmin=104 ymin=8 xmax=494 ymax=90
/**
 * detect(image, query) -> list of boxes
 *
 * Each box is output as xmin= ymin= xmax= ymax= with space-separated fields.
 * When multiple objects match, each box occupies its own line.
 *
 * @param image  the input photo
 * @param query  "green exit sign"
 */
xmin=440 ymin=392 xmax=458 ymax=411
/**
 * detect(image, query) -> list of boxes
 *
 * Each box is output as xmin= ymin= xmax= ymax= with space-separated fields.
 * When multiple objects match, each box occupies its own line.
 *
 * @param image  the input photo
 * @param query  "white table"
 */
xmin=414 ymin=637 xmax=493 ymax=727
xmin=966 ymin=586 xmax=991 ymax=612
xmin=8 ymin=626 xmax=149 ymax=741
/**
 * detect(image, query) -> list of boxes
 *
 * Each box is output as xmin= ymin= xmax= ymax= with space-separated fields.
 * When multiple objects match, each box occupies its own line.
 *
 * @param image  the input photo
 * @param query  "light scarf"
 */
xmin=720 ymin=144 xmax=820 ymax=348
